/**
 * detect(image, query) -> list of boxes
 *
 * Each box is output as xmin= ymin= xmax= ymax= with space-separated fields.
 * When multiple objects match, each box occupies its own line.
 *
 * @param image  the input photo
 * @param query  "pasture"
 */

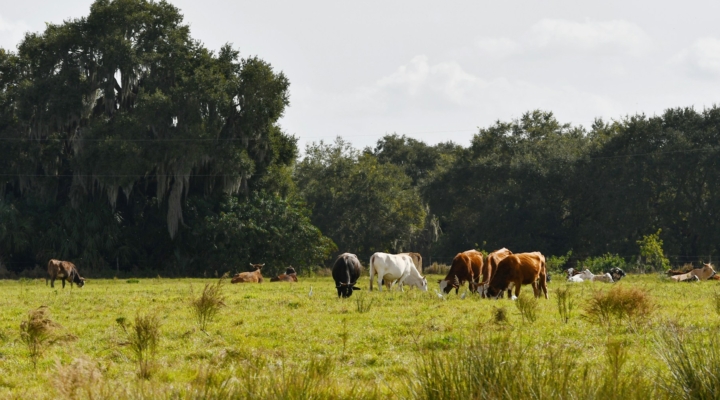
xmin=0 ymin=273 xmax=719 ymax=399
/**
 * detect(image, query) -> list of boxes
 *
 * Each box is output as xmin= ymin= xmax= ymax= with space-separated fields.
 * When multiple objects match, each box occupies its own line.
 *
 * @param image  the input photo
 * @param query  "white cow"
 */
xmin=567 ymin=268 xmax=613 ymax=283
xmin=369 ymin=252 xmax=428 ymax=292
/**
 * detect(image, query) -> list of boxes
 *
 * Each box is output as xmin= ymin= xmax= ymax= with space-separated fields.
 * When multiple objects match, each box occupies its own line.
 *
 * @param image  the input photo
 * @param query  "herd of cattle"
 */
xmin=42 ymin=251 xmax=719 ymax=298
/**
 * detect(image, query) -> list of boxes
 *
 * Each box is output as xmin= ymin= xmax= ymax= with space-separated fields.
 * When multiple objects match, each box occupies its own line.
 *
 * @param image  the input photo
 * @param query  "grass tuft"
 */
xmin=19 ymin=306 xmax=61 ymax=368
xmin=191 ymin=276 xmax=226 ymax=332
xmin=492 ymin=306 xmax=509 ymax=324
xmin=126 ymin=313 xmax=161 ymax=379
xmin=355 ymin=292 xmax=375 ymax=313
xmin=584 ymin=285 xmax=653 ymax=326
xmin=515 ymin=294 xmax=538 ymax=323
xmin=656 ymin=325 xmax=720 ymax=399
xmin=555 ymin=285 xmax=575 ymax=323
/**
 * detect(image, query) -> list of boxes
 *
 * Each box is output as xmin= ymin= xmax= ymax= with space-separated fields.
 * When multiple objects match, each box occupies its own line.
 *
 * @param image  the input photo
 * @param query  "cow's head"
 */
xmin=70 ymin=269 xmax=85 ymax=288
xmin=438 ymin=279 xmax=453 ymax=294
xmin=336 ymin=282 xmax=361 ymax=298
xmin=249 ymin=263 xmax=265 ymax=271
xmin=609 ymin=267 xmax=626 ymax=281
xmin=701 ymin=263 xmax=716 ymax=279
xmin=418 ymin=276 xmax=428 ymax=292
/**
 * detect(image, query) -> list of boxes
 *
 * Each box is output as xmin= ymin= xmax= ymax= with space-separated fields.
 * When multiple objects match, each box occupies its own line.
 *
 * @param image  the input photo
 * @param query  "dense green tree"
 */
xmin=295 ymin=138 xmax=426 ymax=261
xmin=0 ymin=0 xmax=328 ymax=274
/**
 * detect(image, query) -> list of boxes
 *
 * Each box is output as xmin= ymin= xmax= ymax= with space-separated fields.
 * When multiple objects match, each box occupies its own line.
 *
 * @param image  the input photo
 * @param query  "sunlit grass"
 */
xmin=0 ymin=274 xmax=719 ymax=398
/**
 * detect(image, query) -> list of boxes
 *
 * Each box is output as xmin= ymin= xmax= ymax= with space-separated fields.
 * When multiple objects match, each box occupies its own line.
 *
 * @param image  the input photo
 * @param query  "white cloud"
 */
xmin=475 ymin=37 xmax=522 ymax=58
xmin=0 ymin=14 xmax=30 ymax=50
xmin=527 ymin=19 xmax=652 ymax=54
xmin=675 ymin=37 xmax=720 ymax=78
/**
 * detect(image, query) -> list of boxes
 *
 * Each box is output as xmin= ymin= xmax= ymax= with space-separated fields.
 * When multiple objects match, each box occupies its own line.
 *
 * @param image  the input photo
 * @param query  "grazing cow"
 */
xmin=381 ymin=252 xmax=423 ymax=288
xmin=478 ymin=248 xmax=513 ymax=297
xmin=438 ymin=250 xmax=484 ymax=295
xmin=486 ymin=252 xmax=548 ymax=300
xmin=46 ymin=259 xmax=85 ymax=288
xmin=332 ymin=253 xmax=363 ymax=298
xmin=608 ymin=267 xmax=626 ymax=281
xmin=670 ymin=263 xmax=716 ymax=282
xmin=270 ymin=267 xmax=298 ymax=282
xmin=231 ymin=263 xmax=264 ymax=283
xmin=369 ymin=252 xmax=428 ymax=292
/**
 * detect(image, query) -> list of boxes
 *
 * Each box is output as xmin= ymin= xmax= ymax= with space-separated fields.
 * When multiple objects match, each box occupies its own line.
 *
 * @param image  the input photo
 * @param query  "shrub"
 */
xmin=546 ymin=250 xmax=572 ymax=273
xmin=19 ymin=306 xmax=61 ymax=368
xmin=580 ymin=253 xmax=628 ymax=273
xmin=515 ymin=294 xmax=538 ymax=323
xmin=191 ymin=276 xmax=226 ymax=331
xmin=637 ymin=229 xmax=671 ymax=272
xmin=584 ymin=286 xmax=653 ymax=326
xmin=424 ymin=263 xmax=450 ymax=275
xmin=126 ymin=313 xmax=161 ymax=379
xmin=492 ymin=306 xmax=509 ymax=324
xmin=555 ymin=286 xmax=575 ymax=323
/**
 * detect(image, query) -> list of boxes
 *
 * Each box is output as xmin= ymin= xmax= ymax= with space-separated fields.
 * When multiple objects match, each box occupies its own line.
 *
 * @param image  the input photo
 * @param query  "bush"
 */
xmin=579 ymin=253 xmax=628 ymax=274
xmin=424 ymin=263 xmax=450 ymax=275
xmin=546 ymin=251 xmax=572 ymax=273
xmin=584 ymin=286 xmax=653 ymax=326
xmin=637 ymin=229 xmax=671 ymax=272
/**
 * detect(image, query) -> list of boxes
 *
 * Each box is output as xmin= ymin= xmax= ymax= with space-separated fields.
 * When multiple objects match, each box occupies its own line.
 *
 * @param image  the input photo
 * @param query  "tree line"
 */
xmin=2 ymin=0 xmax=719 ymax=277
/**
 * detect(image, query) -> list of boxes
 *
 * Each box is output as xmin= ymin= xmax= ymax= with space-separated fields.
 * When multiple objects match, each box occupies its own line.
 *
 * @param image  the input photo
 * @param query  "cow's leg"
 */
xmin=377 ymin=274 xmax=384 ymax=292
xmin=61 ymin=278 xmax=66 ymax=288
xmin=50 ymin=276 xmax=55 ymax=288
xmin=532 ymin=281 xmax=539 ymax=298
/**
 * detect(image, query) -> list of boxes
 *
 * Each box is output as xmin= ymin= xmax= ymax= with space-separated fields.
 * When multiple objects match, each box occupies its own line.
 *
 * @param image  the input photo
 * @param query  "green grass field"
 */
xmin=0 ymin=273 xmax=719 ymax=399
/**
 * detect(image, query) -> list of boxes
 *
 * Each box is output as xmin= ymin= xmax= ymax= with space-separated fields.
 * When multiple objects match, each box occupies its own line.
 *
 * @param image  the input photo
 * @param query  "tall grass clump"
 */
xmin=656 ymin=325 xmax=720 ymax=399
xmin=492 ymin=306 xmax=509 ymax=324
xmin=125 ymin=313 xmax=161 ymax=379
xmin=515 ymin=294 xmax=538 ymax=323
xmin=355 ymin=292 xmax=374 ymax=313
xmin=191 ymin=276 xmax=226 ymax=331
xmin=713 ymin=291 xmax=720 ymax=317
xmin=584 ymin=285 xmax=653 ymax=327
xmin=410 ymin=332 xmax=656 ymax=399
xmin=19 ymin=306 xmax=60 ymax=368
xmin=556 ymin=286 xmax=575 ymax=323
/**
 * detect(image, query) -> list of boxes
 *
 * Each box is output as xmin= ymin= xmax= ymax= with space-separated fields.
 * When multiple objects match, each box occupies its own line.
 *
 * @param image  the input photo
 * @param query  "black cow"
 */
xmin=332 ymin=253 xmax=362 ymax=298
xmin=608 ymin=267 xmax=626 ymax=282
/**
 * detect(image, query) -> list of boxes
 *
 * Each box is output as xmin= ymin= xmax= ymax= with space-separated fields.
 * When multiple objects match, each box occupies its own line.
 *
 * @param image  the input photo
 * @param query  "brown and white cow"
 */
xmin=478 ymin=248 xmax=512 ymax=297
xmin=231 ymin=263 xmax=264 ymax=283
xmin=438 ymin=250 xmax=484 ymax=295
xmin=270 ymin=267 xmax=298 ymax=282
xmin=670 ymin=263 xmax=716 ymax=282
xmin=486 ymin=252 xmax=548 ymax=300
xmin=46 ymin=259 xmax=85 ymax=288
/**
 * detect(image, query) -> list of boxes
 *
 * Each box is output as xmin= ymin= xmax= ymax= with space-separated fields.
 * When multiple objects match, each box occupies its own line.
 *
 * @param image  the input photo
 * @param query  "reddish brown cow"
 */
xmin=270 ymin=267 xmax=298 ymax=282
xmin=231 ymin=263 xmax=264 ymax=283
xmin=46 ymin=259 xmax=85 ymax=288
xmin=438 ymin=250 xmax=484 ymax=294
xmin=478 ymin=248 xmax=512 ymax=297
xmin=486 ymin=252 xmax=548 ymax=300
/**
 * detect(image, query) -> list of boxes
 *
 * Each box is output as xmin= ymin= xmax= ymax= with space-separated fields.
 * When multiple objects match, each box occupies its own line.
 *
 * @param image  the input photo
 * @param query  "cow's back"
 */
xmin=333 ymin=253 xmax=361 ymax=285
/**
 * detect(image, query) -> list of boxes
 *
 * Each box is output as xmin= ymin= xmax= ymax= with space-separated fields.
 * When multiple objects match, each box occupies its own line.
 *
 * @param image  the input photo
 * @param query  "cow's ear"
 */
xmin=260 ymin=264 xmax=265 ymax=267
xmin=352 ymin=286 xmax=361 ymax=290
xmin=437 ymin=279 xmax=441 ymax=283
xmin=249 ymin=263 xmax=253 ymax=267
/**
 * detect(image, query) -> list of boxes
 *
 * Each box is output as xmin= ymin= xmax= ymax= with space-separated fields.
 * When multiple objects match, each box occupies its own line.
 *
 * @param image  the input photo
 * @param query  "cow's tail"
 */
xmin=369 ymin=254 xmax=375 ymax=291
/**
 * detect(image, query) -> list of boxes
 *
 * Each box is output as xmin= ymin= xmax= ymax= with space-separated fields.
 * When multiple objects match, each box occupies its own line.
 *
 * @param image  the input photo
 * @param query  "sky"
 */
xmin=2 ymin=0 xmax=720 ymax=151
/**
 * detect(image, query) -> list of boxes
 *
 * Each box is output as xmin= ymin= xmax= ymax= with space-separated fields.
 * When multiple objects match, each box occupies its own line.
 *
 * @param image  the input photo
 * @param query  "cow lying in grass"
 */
xmin=670 ymin=263 xmax=716 ymax=282
xmin=46 ymin=259 xmax=85 ymax=288
xmin=231 ymin=263 xmax=264 ymax=283
xmin=608 ymin=267 xmax=626 ymax=281
xmin=566 ymin=268 xmax=614 ymax=283
xmin=270 ymin=267 xmax=298 ymax=282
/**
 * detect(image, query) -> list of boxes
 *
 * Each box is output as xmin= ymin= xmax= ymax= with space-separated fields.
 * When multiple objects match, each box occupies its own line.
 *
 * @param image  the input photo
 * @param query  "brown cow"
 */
xmin=231 ymin=263 xmax=264 ymax=283
xmin=486 ymin=252 xmax=548 ymax=300
xmin=670 ymin=263 xmax=716 ymax=282
xmin=438 ymin=250 xmax=484 ymax=294
xmin=270 ymin=267 xmax=298 ymax=282
xmin=478 ymin=248 xmax=512 ymax=297
xmin=46 ymin=259 xmax=85 ymax=288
